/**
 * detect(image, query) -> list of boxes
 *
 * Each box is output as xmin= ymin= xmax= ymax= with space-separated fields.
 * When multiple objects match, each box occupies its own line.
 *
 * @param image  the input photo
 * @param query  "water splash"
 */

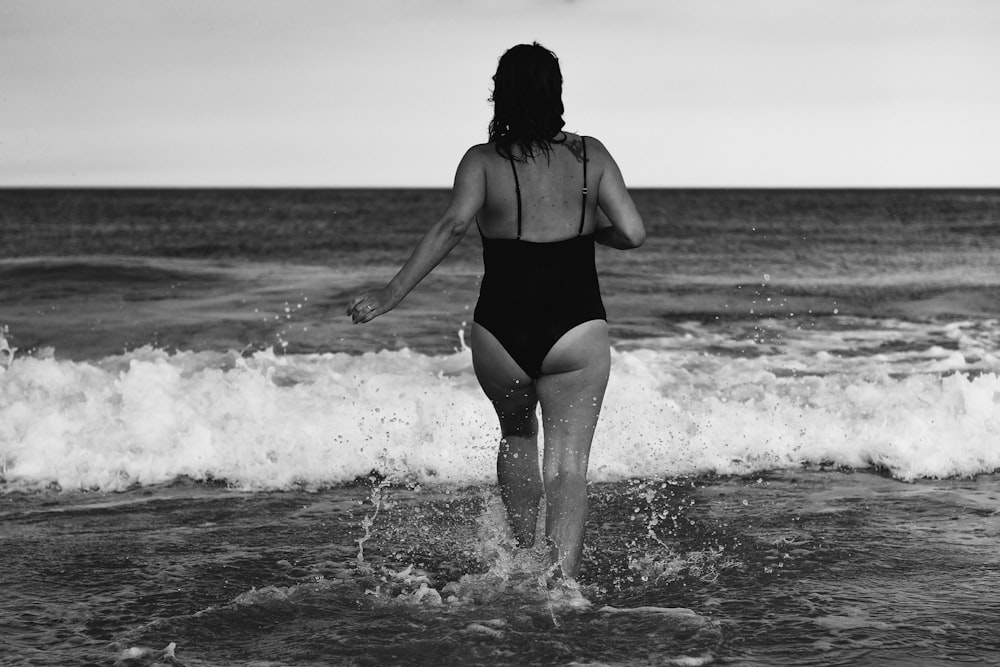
xmin=613 ymin=478 xmax=745 ymax=588
xmin=355 ymin=474 xmax=391 ymax=566
xmin=113 ymin=642 xmax=184 ymax=666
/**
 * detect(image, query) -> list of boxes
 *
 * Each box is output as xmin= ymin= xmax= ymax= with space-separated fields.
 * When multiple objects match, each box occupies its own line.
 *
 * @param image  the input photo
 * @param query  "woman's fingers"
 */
xmin=347 ymin=291 xmax=384 ymax=324
xmin=346 ymin=294 xmax=363 ymax=320
xmin=355 ymin=302 xmax=375 ymax=323
xmin=345 ymin=295 xmax=360 ymax=315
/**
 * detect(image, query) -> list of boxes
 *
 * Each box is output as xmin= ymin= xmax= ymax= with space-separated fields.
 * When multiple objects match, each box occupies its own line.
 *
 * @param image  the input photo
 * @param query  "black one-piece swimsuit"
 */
xmin=473 ymin=137 xmax=607 ymax=378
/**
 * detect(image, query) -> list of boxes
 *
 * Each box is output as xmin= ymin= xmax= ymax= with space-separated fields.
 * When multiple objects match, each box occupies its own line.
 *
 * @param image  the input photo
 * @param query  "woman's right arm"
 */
xmin=592 ymin=139 xmax=646 ymax=249
xmin=346 ymin=146 xmax=485 ymax=324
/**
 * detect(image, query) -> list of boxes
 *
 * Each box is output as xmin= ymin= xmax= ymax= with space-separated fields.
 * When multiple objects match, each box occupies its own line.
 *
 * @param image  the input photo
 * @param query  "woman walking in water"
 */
xmin=347 ymin=43 xmax=645 ymax=582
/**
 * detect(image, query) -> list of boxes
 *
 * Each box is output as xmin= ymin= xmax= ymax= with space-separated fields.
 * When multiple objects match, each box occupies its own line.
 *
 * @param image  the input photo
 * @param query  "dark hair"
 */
xmin=488 ymin=42 xmax=566 ymax=161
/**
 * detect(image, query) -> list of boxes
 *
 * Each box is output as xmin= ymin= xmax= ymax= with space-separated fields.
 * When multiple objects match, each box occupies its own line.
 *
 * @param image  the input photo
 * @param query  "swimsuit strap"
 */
xmin=509 ymin=156 xmax=523 ymax=239
xmin=579 ymin=136 xmax=588 ymax=235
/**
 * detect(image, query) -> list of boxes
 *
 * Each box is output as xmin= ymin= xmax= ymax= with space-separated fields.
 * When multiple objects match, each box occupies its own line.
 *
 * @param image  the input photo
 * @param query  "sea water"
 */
xmin=1 ymin=188 xmax=999 ymax=665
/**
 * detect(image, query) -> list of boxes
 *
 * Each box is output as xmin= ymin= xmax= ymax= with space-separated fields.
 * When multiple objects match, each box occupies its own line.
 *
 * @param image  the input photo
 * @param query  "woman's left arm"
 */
xmin=347 ymin=147 xmax=485 ymax=324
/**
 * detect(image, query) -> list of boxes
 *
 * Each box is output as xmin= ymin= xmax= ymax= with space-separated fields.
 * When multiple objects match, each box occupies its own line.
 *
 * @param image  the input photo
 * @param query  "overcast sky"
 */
xmin=2 ymin=0 xmax=998 ymax=187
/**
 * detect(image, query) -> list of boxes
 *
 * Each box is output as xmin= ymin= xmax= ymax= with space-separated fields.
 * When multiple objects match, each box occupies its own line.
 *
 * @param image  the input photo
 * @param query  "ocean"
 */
xmin=1 ymin=188 xmax=999 ymax=666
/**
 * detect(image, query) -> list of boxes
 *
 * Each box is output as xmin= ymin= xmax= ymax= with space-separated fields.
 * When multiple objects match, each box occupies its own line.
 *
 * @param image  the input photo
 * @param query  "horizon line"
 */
xmin=2 ymin=184 xmax=998 ymax=191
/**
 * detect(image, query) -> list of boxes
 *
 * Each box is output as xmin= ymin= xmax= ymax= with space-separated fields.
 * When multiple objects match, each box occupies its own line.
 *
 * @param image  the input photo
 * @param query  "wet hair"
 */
xmin=488 ymin=42 xmax=566 ymax=161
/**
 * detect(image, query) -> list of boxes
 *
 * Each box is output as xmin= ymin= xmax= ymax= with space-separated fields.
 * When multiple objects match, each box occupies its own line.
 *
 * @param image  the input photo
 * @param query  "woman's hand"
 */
xmin=346 ymin=287 xmax=397 ymax=324
xmin=344 ymin=148 xmax=483 ymax=327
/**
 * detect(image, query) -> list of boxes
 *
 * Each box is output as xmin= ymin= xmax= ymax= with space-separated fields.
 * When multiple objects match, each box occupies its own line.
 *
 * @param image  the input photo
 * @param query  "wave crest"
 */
xmin=2 ymin=341 xmax=998 ymax=493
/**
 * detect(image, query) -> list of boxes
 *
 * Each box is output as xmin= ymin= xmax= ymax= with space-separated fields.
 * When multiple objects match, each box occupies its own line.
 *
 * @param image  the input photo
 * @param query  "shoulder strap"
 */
xmin=578 ymin=136 xmax=588 ymax=235
xmin=509 ymin=156 xmax=522 ymax=239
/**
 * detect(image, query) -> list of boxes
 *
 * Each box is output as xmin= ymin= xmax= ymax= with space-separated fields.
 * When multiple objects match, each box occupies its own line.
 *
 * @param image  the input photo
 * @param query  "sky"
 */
xmin=1 ymin=0 xmax=998 ymax=187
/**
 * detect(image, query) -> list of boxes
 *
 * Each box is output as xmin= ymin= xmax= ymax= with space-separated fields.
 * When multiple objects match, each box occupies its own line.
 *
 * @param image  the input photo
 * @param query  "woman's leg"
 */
xmin=536 ymin=320 xmax=611 ymax=579
xmin=471 ymin=323 xmax=542 ymax=546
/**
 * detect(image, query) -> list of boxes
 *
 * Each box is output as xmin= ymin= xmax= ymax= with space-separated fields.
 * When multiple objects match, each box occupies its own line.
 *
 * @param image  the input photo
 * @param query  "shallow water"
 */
xmin=2 ymin=471 xmax=998 ymax=666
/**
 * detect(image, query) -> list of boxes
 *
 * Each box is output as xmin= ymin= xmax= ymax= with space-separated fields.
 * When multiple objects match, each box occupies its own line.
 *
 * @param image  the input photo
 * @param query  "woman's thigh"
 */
xmin=535 ymin=320 xmax=611 ymax=477
xmin=470 ymin=323 xmax=537 ymax=430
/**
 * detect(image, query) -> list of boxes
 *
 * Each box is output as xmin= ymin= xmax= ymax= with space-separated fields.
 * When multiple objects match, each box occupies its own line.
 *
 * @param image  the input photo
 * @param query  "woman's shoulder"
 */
xmin=461 ymin=135 xmax=612 ymax=164
xmin=452 ymin=143 xmax=496 ymax=176
xmin=556 ymin=132 xmax=607 ymax=159
xmin=467 ymin=141 xmax=493 ymax=151
xmin=573 ymin=133 xmax=610 ymax=155
xmin=564 ymin=134 xmax=614 ymax=172
xmin=459 ymin=142 xmax=500 ymax=165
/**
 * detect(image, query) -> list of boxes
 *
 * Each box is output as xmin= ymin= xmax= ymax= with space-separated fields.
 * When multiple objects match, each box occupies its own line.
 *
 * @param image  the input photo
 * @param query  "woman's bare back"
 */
xmin=475 ymin=133 xmax=601 ymax=242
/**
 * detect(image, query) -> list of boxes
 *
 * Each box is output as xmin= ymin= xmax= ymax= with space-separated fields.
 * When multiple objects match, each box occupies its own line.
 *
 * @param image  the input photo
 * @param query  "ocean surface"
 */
xmin=1 ymin=188 xmax=999 ymax=666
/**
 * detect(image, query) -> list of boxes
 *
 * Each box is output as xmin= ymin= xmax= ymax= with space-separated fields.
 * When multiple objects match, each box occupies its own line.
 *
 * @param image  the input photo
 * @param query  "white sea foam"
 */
xmin=1 ymin=329 xmax=998 ymax=492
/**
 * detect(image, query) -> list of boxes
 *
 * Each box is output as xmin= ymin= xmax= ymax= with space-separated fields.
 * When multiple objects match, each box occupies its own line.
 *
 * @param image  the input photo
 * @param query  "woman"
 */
xmin=347 ymin=43 xmax=645 ymax=581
